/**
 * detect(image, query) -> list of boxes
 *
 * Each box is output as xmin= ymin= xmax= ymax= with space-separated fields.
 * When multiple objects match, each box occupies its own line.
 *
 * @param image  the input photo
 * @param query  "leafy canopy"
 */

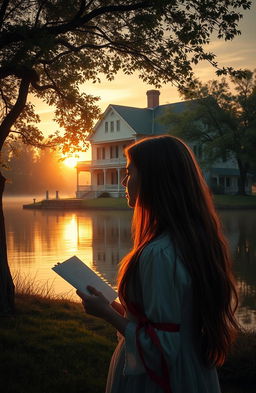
xmin=160 ymin=69 xmax=256 ymax=193
xmin=0 ymin=0 xmax=252 ymax=154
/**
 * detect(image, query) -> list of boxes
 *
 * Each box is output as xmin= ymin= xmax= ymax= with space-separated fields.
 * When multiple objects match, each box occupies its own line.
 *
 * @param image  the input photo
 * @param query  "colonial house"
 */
xmin=76 ymin=90 xmax=252 ymax=198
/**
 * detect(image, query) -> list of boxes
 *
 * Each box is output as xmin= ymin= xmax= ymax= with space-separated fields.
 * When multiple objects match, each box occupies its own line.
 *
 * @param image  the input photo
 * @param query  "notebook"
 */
xmin=52 ymin=255 xmax=118 ymax=303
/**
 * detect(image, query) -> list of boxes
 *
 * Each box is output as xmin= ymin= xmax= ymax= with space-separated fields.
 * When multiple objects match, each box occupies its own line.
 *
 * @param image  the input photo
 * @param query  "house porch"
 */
xmin=76 ymin=159 xmax=126 ymax=198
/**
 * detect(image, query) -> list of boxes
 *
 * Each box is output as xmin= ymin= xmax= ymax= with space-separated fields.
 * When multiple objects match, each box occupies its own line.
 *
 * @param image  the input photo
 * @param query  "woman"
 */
xmin=77 ymin=135 xmax=239 ymax=393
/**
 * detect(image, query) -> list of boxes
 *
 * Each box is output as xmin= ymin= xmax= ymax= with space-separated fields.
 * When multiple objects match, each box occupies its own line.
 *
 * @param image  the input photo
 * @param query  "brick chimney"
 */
xmin=146 ymin=90 xmax=160 ymax=108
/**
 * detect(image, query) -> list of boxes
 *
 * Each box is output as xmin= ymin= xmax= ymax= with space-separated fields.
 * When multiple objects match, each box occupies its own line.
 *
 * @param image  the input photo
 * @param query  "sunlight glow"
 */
xmin=63 ymin=157 xmax=78 ymax=168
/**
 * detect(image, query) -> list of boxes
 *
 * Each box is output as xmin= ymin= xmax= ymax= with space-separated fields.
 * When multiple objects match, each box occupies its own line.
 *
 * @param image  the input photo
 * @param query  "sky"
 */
xmin=33 ymin=6 xmax=256 ymax=161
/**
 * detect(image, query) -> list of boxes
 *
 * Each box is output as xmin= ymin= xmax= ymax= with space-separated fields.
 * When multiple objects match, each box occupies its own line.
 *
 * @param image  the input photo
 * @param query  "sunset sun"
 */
xmin=64 ymin=157 xmax=78 ymax=168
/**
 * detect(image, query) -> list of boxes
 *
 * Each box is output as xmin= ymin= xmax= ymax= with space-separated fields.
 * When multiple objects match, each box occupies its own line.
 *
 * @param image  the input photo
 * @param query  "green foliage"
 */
xmin=160 ymin=69 xmax=256 ymax=194
xmin=0 ymin=294 xmax=116 ymax=393
xmin=0 ymin=293 xmax=255 ymax=393
xmin=0 ymin=0 xmax=252 ymax=153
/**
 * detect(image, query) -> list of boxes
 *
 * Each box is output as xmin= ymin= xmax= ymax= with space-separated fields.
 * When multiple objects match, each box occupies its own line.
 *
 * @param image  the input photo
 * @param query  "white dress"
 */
xmin=106 ymin=232 xmax=221 ymax=393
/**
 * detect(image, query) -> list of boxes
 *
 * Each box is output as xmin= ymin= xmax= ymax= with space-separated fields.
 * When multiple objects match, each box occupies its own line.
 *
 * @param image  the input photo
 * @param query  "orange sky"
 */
xmin=32 ymin=7 xmax=256 ymax=162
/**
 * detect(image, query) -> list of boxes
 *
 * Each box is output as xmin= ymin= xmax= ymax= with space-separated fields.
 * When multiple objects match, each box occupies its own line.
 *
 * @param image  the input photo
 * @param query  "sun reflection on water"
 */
xmin=4 ymin=199 xmax=256 ymax=329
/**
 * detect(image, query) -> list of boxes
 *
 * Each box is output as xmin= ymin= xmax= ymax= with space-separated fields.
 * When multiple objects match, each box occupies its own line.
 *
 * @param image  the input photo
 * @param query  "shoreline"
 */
xmin=22 ymin=195 xmax=256 ymax=211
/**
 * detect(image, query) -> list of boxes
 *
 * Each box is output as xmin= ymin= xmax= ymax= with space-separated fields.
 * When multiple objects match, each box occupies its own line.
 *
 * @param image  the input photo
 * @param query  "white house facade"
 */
xmin=76 ymin=90 xmax=253 ymax=198
xmin=76 ymin=105 xmax=136 ymax=198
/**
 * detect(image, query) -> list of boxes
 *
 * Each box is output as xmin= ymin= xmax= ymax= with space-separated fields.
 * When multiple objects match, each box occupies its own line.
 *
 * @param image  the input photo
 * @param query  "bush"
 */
xmin=98 ymin=192 xmax=111 ymax=198
xmin=210 ymin=184 xmax=225 ymax=194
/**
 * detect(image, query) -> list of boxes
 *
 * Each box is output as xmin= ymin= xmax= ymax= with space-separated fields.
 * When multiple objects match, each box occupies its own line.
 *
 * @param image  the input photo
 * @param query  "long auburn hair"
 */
xmin=117 ymin=135 xmax=239 ymax=367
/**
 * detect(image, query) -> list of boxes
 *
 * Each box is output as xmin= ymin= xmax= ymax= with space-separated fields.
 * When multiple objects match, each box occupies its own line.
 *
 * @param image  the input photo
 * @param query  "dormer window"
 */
xmin=110 ymin=121 xmax=114 ymax=132
xmin=116 ymin=120 xmax=120 ymax=131
xmin=105 ymin=122 xmax=108 ymax=133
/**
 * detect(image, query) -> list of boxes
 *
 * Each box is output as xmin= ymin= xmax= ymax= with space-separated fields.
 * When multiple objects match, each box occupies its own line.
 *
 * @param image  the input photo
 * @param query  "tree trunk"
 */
xmin=0 ymin=172 xmax=15 ymax=314
xmin=237 ymin=160 xmax=248 ymax=196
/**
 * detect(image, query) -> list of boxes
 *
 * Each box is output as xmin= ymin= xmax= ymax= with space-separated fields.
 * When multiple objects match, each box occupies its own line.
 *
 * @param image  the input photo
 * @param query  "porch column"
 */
xmin=117 ymin=168 xmax=120 ymax=192
xmin=76 ymin=169 xmax=79 ymax=194
xmin=103 ymin=168 xmax=106 ymax=191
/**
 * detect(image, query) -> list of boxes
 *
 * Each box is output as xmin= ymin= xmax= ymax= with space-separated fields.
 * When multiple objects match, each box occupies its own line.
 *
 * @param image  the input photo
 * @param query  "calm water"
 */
xmin=3 ymin=197 xmax=256 ymax=330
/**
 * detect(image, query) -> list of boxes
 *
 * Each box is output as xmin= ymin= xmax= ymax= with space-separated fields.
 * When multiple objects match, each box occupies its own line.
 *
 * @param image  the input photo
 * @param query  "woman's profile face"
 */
xmin=122 ymin=158 xmax=139 ymax=208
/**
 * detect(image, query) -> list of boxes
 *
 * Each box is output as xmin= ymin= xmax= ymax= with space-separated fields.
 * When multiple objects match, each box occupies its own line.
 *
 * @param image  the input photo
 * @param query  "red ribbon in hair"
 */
xmin=128 ymin=302 xmax=180 ymax=393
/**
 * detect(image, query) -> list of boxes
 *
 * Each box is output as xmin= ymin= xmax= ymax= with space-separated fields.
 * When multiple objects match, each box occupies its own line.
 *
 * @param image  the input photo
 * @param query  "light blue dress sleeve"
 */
xmin=124 ymin=240 xmax=189 ymax=375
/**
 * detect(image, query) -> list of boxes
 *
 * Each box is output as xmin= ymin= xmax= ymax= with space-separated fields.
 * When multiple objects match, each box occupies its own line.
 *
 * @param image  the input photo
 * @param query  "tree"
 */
xmin=160 ymin=70 xmax=256 ymax=195
xmin=0 ymin=0 xmax=252 ymax=313
xmin=2 ymin=142 xmax=75 ymax=195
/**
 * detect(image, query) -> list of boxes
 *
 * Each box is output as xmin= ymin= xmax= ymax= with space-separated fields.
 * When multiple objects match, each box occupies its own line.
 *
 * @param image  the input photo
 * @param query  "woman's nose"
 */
xmin=121 ymin=175 xmax=127 ymax=187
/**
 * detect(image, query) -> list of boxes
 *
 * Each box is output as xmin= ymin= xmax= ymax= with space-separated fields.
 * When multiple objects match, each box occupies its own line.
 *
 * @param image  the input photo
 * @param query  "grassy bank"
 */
xmin=81 ymin=197 xmax=129 ymax=209
xmin=214 ymin=194 xmax=256 ymax=208
xmin=24 ymin=194 xmax=256 ymax=210
xmin=1 ymin=294 xmax=255 ymax=393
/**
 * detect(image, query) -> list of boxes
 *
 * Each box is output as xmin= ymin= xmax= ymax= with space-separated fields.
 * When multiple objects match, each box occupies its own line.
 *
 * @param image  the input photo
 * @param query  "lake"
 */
xmin=3 ymin=197 xmax=256 ymax=330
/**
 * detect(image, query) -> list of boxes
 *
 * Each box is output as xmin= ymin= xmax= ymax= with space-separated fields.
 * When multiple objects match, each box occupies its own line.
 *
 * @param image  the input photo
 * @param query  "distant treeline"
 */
xmin=2 ymin=142 xmax=76 ymax=196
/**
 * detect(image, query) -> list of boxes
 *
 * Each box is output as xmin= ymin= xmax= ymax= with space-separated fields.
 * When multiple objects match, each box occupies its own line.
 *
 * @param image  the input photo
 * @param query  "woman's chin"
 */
xmin=126 ymin=197 xmax=135 ymax=208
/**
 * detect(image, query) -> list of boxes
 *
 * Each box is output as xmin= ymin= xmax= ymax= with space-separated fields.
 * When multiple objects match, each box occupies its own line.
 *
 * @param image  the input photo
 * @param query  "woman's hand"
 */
xmin=76 ymin=286 xmax=111 ymax=319
xmin=111 ymin=300 xmax=125 ymax=316
xmin=77 ymin=286 xmax=129 ymax=335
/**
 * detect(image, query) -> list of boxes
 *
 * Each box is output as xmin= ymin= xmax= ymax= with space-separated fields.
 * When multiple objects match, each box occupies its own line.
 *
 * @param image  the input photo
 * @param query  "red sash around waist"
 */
xmin=129 ymin=303 xmax=180 ymax=393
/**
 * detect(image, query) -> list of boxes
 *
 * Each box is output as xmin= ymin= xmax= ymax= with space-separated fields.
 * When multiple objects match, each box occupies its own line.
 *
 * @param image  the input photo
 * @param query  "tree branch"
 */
xmin=56 ymin=38 xmax=112 ymax=51
xmin=0 ymin=88 xmax=9 ymax=116
xmin=0 ymin=0 xmax=9 ymax=29
xmin=0 ymin=1 xmax=152 ymax=49
xmin=0 ymin=65 xmax=39 ymax=83
xmin=0 ymin=78 xmax=30 ymax=149
xmin=10 ymin=130 xmax=58 ymax=149
xmin=34 ymin=0 xmax=48 ymax=28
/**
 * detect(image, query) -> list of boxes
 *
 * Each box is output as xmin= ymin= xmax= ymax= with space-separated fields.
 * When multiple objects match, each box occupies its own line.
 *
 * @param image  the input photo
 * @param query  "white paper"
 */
xmin=52 ymin=255 xmax=118 ymax=303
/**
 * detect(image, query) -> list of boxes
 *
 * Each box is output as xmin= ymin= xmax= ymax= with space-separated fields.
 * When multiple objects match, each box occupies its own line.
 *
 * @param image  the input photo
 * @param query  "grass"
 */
xmin=81 ymin=197 xmax=130 ymax=209
xmin=1 ymin=290 xmax=255 ymax=393
xmin=0 ymin=294 xmax=116 ymax=393
xmin=24 ymin=195 xmax=256 ymax=210
xmin=213 ymin=194 xmax=256 ymax=208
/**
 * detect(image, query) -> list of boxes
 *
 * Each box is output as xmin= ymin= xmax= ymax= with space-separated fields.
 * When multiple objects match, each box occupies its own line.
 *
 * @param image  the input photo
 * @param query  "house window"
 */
xmin=110 ymin=121 xmax=114 ymax=132
xmin=211 ymin=177 xmax=218 ymax=186
xmin=111 ymin=171 xmax=118 ymax=184
xmin=226 ymin=177 xmax=230 ymax=187
xmin=96 ymin=147 xmax=105 ymax=160
xmin=105 ymin=122 xmax=108 ymax=133
xmin=97 ymin=172 xmax=104 ymax=185
xmin=110 ymin=145 xmax=119 ymax=159
xmin=219 ymin=176 xmax=225 ymax=186
xmin=116 ymin=120 xmax=120 ymax=131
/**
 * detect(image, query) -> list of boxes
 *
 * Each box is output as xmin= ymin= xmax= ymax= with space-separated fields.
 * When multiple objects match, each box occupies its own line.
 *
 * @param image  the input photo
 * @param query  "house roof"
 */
xmin=110 ymin=101 xmax=192 ymax=135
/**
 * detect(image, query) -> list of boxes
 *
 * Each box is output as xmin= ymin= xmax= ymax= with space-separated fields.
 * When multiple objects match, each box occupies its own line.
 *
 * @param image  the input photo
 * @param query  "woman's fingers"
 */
xmin=76 ymin=289 xmax=88 ymax=300
xmin=76 ymin=287 xmax=100 ymax=300
xmin=87 ymin=285 xmax=101 ymax=296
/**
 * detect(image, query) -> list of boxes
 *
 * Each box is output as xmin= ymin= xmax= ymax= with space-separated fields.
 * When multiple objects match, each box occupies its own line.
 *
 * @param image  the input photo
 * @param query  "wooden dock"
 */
xmin=23 ymin=199 xmax=88 ymax=210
